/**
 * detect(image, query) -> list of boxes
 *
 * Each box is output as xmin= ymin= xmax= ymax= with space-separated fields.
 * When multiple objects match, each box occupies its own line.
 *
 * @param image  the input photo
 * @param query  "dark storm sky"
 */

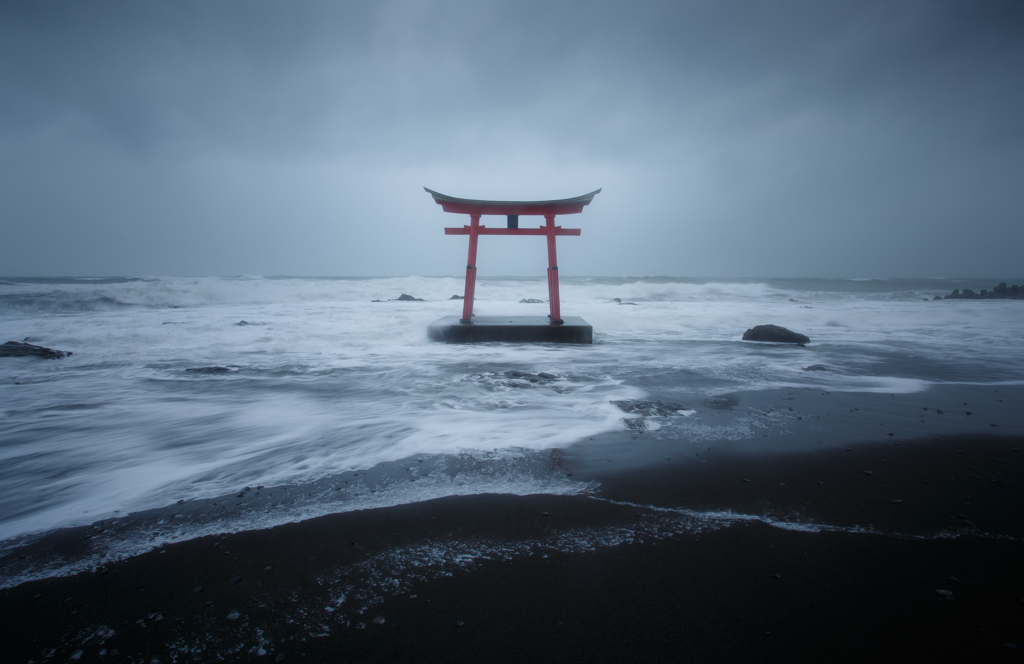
xmin=2 ymin=1 xmax=1022 ymax=278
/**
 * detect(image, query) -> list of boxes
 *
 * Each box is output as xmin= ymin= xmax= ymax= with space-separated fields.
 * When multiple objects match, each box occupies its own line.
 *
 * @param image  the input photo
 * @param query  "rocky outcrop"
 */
xmin=741 ymin=325 xmax=810 ymax=345
xmin=1 ymin=340 xmax=72 ymax=359
xmin=374 ymin=294 xmax=426 ymax=302
xmin=450 ymin=295 xmax=464 ymax=300
xmin=504 ymin=370 xmax=558 ymax=383
xmin=943 ymin=283 xmax=1023 ymax=299
xmin=612 ymin=400 xmax=694 ymax=433
xmin=519 ymin=298 xmax=544 ymax=304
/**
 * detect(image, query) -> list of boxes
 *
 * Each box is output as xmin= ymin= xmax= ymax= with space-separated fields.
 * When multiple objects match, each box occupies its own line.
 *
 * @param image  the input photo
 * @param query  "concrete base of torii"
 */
xmin=427 ymin=315 xmax=593 ymax=344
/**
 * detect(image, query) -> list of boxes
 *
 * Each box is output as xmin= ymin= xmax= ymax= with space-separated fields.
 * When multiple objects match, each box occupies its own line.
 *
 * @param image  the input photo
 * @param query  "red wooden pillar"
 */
xmin=545 ymin=215 xmax=563 ymax=324
xmin=461 ymin=213 xmax=481 ymax=323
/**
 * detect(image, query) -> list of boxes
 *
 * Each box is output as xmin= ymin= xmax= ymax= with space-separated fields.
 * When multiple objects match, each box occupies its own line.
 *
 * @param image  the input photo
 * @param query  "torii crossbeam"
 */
xmin=425 ymin=187 xmax=601 ymax=326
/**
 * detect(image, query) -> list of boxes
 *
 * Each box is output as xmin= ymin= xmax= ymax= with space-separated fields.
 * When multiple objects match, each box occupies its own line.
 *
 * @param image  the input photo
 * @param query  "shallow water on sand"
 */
xmin=1 ymin=275 xmax=1022 ymax=569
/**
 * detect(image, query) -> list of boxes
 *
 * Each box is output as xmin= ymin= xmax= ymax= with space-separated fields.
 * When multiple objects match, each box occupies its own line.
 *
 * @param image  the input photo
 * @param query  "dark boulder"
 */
xmin=396 ymin=294 xmax=425 ymax=301
xmin=1 ymin=341 xmax=72 ymax=359
xmin=186 ymin=366 xmax=232 ymax=373
xmin=741 ymin=325 xmax=810 ymax=345
xmin=803 ymin=364 xmax=828 ymax=372
xmin=450 ymin=295 xmax=464 ymax=300
xmin=519 ymin=298 xmax=544 ymax=304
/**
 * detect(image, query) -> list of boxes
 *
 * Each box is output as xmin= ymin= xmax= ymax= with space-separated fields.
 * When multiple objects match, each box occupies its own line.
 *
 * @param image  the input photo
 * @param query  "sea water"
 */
xmin=1 ymin=275 xmax=1023 ymax=578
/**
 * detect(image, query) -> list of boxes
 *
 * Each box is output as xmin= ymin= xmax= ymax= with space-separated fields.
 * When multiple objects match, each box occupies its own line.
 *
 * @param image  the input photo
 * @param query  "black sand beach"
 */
xmin=3 ymin=429 xmax=1023 ymax=663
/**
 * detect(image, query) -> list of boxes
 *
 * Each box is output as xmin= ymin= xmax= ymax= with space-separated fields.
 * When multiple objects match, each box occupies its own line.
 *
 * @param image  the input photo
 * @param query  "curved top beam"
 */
xmin=424 ymin=187 xmax=601 ymax=216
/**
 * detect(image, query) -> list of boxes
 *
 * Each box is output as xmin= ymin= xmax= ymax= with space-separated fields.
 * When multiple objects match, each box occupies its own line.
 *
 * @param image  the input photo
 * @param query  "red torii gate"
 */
xmin=424 ymin=187 xmax=601 ymax=325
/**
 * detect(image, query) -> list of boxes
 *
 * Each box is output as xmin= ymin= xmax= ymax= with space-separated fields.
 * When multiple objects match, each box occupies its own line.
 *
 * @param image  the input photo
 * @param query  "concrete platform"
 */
xmin=427 ymin=316 xmax=593 ymax=344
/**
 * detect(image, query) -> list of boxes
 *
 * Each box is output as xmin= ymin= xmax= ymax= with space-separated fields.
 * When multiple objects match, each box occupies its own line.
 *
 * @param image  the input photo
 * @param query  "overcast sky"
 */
xmin=2 ymin=1 xmax=1022 ymax=278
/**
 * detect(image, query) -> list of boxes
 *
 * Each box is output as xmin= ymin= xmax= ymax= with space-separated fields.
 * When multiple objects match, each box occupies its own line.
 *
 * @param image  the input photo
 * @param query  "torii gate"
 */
xmin=424 ymin=187 xmax=601 ymax=326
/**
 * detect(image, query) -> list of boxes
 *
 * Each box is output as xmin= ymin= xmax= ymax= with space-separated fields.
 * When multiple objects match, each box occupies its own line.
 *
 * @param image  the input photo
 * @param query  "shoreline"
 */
xmin=2 ymin=431 xmax=1022 ymax=662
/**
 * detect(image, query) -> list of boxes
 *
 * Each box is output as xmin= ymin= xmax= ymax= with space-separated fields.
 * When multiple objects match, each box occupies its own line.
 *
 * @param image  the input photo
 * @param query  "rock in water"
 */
xmin=943 ymin=283 xmax=1024 ymax=299
xmin=450 ymin=294 xmax=464 ymax=300
xmin=741 ymin=325 xmax=810 ymax=344
xmin=502 ymin=370 xmax=557 ymax=384
xmin=612 ymin=400 xmax=691 ymax=417
xmin=0 ymin=341 xmax=72 ymax=359
xmin=519 ymin=298 xmax=544 ymax=303
xmin=396 ymin=294 xmax=425 ymax=301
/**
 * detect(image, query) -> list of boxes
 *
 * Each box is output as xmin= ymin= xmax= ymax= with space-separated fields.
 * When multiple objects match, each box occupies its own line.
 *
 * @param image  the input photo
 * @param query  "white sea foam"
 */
xmin=0 ymin=451 xmax=597 ymax=588
xmin=1 ymin=275 xmax=1022 ymax=550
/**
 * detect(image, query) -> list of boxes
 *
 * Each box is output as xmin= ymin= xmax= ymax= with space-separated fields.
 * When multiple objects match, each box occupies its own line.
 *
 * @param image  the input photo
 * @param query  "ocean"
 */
xmin=2 ymin=275 xmax=1023 ymax=585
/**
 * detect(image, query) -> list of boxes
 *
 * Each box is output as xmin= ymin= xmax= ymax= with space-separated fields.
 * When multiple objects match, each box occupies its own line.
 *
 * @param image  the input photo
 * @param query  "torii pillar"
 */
xmin=424 ymin=187 xmax=601 ymax=344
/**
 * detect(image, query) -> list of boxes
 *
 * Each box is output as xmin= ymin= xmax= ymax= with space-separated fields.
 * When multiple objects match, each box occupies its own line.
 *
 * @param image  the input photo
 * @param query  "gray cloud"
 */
xmin=2 ymin=1 xmax=1022 ymax=277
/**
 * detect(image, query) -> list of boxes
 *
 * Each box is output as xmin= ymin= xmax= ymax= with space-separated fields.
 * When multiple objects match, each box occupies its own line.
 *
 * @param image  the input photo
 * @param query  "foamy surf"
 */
xmin=1 ymin=275 xmax=1022 ymax=556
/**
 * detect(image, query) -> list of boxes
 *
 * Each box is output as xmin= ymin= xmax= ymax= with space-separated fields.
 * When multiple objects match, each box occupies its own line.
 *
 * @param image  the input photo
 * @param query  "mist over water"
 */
xmin=1 ymin=275 xmax=1022 ymax=562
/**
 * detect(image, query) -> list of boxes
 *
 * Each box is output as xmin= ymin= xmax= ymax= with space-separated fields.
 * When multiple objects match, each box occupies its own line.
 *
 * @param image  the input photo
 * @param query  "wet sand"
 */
xmin=2 ymin=433 xmax=1023 ymax=663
